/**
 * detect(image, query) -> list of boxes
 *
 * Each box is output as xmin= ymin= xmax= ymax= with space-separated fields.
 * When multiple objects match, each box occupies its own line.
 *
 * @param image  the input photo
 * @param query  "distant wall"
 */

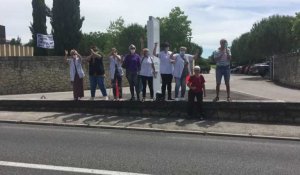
xmin=0 ymin=56 xmax=125 ymax=95
xmin=273 ymin=53 xmax=300 ymax=89
xmin=0 ymin=44 xmax=34 ymax=56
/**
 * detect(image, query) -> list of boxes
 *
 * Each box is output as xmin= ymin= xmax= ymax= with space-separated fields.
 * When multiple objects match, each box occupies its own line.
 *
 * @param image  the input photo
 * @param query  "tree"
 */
xmin=250 ymin=15 xmax=295 ymax=56
xmin=106 ymin=17 xmax=125 ymax=50
xmin=231 ymin=14 xmax=296 ymax=65
xmin=159 ymin=7 xmax=192 ymax=50
xmin=117 ymin=23 xmax=146 ymax=54
xmin=292 ymin=12 xmax=300 ymax=49
xmin=9 ymin=37 xmax=22 ymax=45
xmin=51 ymin=0 xmax=84 ymax=55
xmin=30 ymin=0 xmax=48 ymax=56
xmin=78 ymin=32 xmax=109 ymax=56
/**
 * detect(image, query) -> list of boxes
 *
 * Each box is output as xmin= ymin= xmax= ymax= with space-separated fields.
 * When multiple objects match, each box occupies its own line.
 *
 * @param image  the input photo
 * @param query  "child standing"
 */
xmin=187 ymin=66 xmax=206 ymax=119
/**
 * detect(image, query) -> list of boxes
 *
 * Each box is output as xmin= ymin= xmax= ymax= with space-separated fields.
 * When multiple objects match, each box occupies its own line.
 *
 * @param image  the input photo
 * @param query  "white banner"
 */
xmin=37 ymin=34 xmax=54 ymax=49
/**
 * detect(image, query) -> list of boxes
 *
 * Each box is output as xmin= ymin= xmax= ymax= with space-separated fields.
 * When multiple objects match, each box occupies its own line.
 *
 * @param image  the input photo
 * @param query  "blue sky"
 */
xmin=0 ymin=0 xmax=299 ymax=57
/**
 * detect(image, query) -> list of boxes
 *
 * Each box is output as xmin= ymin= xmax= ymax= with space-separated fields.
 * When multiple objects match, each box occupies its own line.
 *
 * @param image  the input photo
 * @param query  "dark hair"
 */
xmin=160 ymin=42 xmax=170 ymax=49
xmin=90 ymin=45 xmax=99 ymax=52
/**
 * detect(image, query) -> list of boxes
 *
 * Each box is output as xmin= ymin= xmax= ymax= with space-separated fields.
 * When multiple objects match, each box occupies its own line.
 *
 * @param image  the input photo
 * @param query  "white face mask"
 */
xmin=130 ymin=49 xmax=135 ymax=54
xmin=180 ymin=51 xmax=185 ymax=55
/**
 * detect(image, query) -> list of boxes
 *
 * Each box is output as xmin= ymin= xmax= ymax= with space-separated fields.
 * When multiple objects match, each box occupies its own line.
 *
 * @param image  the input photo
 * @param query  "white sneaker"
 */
xmin=104 ymin=96 xmax=109 ymax=100
xmin=180 ymin=97 xmax=185 ymax=101
xmin=175 ymin=98 xmax=179 ymax=101
xmin=90 ymin=97 xmax=95 ymax=101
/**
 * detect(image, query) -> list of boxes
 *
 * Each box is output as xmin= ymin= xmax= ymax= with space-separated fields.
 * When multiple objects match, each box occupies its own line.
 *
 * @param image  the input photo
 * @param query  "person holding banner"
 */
xmin=86 ymin=46 xmax=108 ymax=101
xmin=64 ymin=49 xmax=85 ymax=101
xmin=109 ymin=48 xmax=123 ymax=101
xmin=171 ymin=47 xmax=199 ymax=101
xmin=153 ymin=42 xmax=174 ymax=101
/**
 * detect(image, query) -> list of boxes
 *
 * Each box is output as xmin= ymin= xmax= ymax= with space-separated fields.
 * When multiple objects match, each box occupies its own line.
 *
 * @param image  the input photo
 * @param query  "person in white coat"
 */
xmin=109 ymin=48 xmax=123 ymax=100
xmin=171 ymin=47 xmax=199 ymax=101
xmin=64 ymin=49 xmax=85 ymax=100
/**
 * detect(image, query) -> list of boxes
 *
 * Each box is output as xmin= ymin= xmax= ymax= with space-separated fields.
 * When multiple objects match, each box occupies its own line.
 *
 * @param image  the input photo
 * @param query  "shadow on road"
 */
xmin=36 ymin=113 xmax=219 ymax=129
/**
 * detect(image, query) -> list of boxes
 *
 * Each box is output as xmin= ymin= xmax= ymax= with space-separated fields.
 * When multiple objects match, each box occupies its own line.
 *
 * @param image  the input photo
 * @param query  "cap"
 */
xmin=129 ymin=44 xmax=136 ymax=50
xmin=194 ymin=66 xmax=201 ymax=71
xmin=143 ymin=48 xmax=149 ymax=52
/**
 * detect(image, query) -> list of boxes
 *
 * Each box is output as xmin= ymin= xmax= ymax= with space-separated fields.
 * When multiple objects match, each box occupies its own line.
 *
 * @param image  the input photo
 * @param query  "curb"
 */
xmin=0 ymin=119 xmax=299 ymax=142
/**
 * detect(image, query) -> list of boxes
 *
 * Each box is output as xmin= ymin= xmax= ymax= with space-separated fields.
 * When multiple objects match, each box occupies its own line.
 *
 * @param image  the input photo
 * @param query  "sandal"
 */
xmin=213 ymin=96 xmax=219 ymax=102
xmin=227 ymin=97 xmax=232 ymax=102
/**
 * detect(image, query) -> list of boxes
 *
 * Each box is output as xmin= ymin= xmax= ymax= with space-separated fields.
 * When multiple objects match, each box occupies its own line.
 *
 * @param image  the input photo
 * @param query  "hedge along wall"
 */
xmin=0 ymin=56 xmax=128 ymax=95
xmin=273 ymin=53 xmax=300 ymax=89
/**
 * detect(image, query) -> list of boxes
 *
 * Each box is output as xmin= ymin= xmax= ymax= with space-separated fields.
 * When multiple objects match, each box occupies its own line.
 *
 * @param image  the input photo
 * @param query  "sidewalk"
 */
xmin=0 ymin=111 xmax=299 ymax=140
xmin=0 ymin=70 xmax=299 ymax=102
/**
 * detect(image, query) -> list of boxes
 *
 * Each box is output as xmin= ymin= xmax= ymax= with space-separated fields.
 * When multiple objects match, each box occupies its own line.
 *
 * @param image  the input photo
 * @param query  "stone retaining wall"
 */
xmin=273 ymin=53 xmax=300 ymax=88
xmin=1 ymin=100 xmax=299 ymax=124
xmin=0 ymin=56 xmax=128 ymax=95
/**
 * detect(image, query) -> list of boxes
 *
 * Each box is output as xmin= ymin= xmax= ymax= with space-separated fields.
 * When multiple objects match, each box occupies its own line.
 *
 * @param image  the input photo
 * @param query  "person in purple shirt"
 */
xmin=123 ymin=44 xmax=141 ymax=101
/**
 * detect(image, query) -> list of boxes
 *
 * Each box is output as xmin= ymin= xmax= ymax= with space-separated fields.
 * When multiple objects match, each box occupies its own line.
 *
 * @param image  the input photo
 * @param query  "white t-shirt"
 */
xmin=214 ymin=49 xmax=230 ymax=66
xmin=173 ymin=54 xmax=194 ymax=78
xmin=139 ymin=56 xmax=154 ymax=77
xmin=158 ymin=51 xmax=173 ymax=74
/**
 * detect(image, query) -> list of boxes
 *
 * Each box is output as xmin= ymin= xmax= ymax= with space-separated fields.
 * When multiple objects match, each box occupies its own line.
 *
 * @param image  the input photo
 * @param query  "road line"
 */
xmin=0 ymin=161 xmax=150 ymax=175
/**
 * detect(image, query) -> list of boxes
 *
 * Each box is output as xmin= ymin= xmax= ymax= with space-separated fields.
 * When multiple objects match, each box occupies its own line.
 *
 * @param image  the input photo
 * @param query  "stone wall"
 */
xmin=0 ymin=100 xmax=299 ymax=124
xmin=0 ymin=56 xmax=125 ymax=95
xmin=273 ymin=53 xmax=300 ymax=88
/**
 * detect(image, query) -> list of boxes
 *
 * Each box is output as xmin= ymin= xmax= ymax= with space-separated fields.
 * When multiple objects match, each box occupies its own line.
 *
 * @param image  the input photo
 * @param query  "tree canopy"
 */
xmin=51 ymin=0 xmax=84 ymax=55
xmin=231 ymin=14 xmax=297 ymax=65
xmin=30 ymin=0 xmax=48 ymax=56
xmin=159 ymin=7 xmax=192 ymax=50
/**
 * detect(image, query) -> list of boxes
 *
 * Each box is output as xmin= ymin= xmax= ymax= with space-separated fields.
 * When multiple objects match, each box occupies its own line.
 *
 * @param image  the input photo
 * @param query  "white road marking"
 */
xmin=0 ymin=161 xmax=150 ymax=175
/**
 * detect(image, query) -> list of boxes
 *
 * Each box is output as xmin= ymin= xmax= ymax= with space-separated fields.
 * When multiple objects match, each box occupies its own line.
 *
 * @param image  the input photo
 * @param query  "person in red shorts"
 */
xmin=187 ymin=66 xmax=206 ymax=119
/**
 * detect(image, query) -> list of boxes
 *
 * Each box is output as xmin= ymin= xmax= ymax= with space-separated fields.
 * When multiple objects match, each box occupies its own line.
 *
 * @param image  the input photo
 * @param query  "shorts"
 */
xmin=216 ymin=65 xmax=230 ymax=84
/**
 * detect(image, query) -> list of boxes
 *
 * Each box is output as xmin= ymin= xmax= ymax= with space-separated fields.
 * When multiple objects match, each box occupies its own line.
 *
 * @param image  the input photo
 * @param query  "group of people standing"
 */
xmin=64 ymin=38 xmax=231 ymax=118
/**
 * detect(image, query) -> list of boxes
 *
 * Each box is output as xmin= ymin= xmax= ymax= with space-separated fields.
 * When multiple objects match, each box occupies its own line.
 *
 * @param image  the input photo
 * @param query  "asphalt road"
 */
xmin=0 ymin=123 xmax=299 ymax=175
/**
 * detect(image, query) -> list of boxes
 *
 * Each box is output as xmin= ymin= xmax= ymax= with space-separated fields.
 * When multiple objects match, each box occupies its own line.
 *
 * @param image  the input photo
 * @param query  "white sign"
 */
xmin=147 ymin=16 xmax=161 ymax=97
xmin=37 ymin=34 xmax=54 ymax=49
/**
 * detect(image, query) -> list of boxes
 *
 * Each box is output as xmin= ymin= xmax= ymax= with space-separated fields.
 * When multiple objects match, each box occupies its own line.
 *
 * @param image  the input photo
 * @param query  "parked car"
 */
xmin=257 ymin=62 xmax=270 ymax=77
xmin=231 ymin=66 xmax=242 ymax=73
xmin=248 ymin=64 xmax=260 ymax=75
xmin=200 ymin=65 xmax=211 ymax=74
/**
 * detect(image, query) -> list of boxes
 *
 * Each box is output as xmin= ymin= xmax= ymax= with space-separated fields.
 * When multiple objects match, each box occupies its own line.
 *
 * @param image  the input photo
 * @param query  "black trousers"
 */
xmin=111 ymin=74 xmax=122 ymax=99
xmin=187 ymin=90 xmax=203 ymax=116
xmin=161 ymin=74 xmax=173 ymax=99
xmin=126 ymin=71 xmax=139 ymax=99
xmin=141 ymin=75 xmax=153 ymax=98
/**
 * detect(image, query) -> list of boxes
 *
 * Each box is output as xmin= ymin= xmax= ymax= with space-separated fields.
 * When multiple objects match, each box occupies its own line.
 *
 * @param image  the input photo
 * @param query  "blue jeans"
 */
xmin=216 ymin=65 xmax=230 ymax=84
xmin=89 ymin=75 xmax=107 ymax=97
xmin=175 ymin=76 xmax=186 ymax=98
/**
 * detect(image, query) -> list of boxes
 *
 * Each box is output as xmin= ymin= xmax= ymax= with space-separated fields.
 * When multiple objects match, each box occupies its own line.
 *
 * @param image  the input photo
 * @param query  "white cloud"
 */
xmin=1 ymin=0 xmax=299 ymax=57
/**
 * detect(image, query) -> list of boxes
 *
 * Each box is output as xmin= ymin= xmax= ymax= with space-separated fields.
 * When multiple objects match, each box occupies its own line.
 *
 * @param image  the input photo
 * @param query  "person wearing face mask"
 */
xmin=153 ymin=42 xmax=174 ymax=101
xmin=64 ymin=49 xmax=85 ymax=101
xmin=109 ymin=48 xmax=123 ymax=101
xmin=139 ymin=47 xmax=156 ymax=101
xmin=122 ymin=44 xmax=141 ymax=101
xmin=213 ymin=39 xmax=231 ymax=102
xmin=170 ymin=46 xmax=199 ymax=101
